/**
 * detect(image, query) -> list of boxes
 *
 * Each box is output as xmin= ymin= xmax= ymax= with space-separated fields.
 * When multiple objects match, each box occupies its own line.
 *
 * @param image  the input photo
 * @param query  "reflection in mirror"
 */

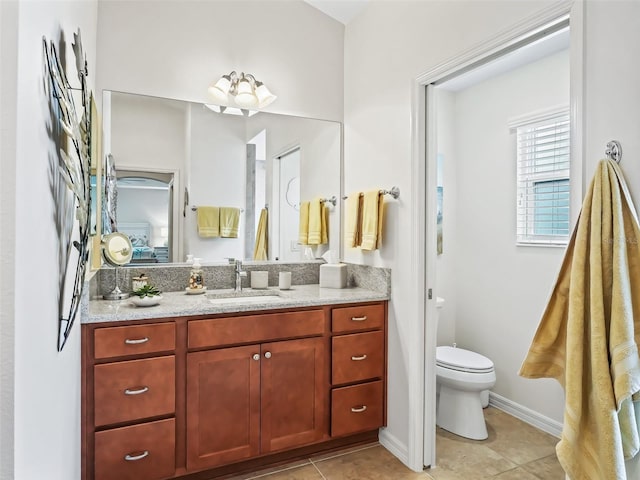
xmin=104 ymin=91 xmax=341 ymax=265
xmin=102 ymin=153 xmax=117 ymax=235
xmin=116 ymin=171 xmax=173 ymax=264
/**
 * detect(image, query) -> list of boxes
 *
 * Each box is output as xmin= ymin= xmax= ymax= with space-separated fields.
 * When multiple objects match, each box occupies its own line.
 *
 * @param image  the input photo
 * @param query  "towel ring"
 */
xmin=605 ymin=140 xmax=622 ymax=163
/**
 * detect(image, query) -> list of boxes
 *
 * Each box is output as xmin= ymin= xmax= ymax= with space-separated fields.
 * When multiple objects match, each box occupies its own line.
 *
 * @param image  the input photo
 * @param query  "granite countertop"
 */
xmin=84 ymin=284 xmax=389 ymax=324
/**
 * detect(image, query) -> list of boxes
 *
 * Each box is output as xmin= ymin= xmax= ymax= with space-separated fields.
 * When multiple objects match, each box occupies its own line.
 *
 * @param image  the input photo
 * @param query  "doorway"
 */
xmin=273 ymin=148 xmax=301 ymax=262
xmin=116 ymin=169 xmax=175 ymax=264
xmin=415 ymin=5 xmax=583 ymax=469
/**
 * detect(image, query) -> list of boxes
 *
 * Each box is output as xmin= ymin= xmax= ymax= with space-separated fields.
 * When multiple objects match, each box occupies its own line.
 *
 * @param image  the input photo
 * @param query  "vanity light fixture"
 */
xmin=208 ymin=71 xmax=277 ymax=109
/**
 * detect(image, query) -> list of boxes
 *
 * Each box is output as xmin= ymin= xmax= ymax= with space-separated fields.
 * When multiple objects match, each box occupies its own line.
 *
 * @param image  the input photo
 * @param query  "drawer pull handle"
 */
xmin=351 ymin=354 xmax=368 ymax=361
xmin=124 ymin=337 xmax=149 ymax=345
xmin=351 ymin=405 xmax=367 ymax=413
xmin=124 ymin=386 xmax=149 ymax=396
xmin=124 ymin=451 xmax=149 ymax=462
xmin=351 ymin=316 xmax=367 ymax=322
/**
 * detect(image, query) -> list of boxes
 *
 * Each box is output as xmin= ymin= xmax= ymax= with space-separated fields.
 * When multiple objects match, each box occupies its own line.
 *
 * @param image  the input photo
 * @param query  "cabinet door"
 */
xmin=260 ymin=337 xmax=327 ymax=453
xmin=186 ymin=346 xmax=260 ymax=471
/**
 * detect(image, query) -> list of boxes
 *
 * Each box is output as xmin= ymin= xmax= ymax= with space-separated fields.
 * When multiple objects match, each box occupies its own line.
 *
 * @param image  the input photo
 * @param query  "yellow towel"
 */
xmin=321 ymin=203 xmax=329 ymax=245
xmin=307 ymin=198 xmax=324 ymax=245
xmin=253 ymin=208 xmax=268 ymax=261
xmin=197 ymin=206 xmax=219 ymax=238
xmin=299 ymin=201 xmax=310 ymax=245
xmin=519 ymin=159 xmax=640 ymax=480
xmin=219 ymin=207 xmax=240 ymax=238
xmin=345 ymin=193 xmax=362 ymax=248
xmin=361 ymin=190 xmax=384 ymax=250
xmin=376 ymin=192 xmax=384 ymax=249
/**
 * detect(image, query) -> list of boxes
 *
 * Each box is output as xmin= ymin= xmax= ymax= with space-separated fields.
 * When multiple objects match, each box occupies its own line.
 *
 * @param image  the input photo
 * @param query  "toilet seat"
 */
xmin=436 ymin=346 xmax=494 ymax=374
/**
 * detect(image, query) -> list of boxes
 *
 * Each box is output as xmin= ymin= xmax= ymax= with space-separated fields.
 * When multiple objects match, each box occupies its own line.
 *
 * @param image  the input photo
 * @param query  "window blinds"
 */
xmin=516 ymin=113 xmax=570 ymax=245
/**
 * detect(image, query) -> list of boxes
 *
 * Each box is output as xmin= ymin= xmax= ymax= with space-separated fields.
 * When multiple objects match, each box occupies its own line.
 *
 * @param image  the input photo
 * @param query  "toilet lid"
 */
xmin=436 ymin=346 xmax=494 ymax=373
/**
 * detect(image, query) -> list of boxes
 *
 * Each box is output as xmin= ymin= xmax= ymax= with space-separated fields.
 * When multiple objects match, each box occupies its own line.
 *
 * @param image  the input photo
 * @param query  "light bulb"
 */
xmin=255 ymin=82 xmax=277 ymax=108
xmin=234 ymin=77 xmax=258 ymax=107
xmin=208 ymin=75 xmax=231 ymax=102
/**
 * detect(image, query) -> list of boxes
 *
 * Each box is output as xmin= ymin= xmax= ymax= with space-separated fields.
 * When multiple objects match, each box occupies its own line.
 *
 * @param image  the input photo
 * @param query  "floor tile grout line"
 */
xmin=309 ymin=459 xmax=327 ymax=479
xmin=244 ymin=460 xmax=312 ymax=479
xmin=309 ymin=442 xmax=380 ymax=464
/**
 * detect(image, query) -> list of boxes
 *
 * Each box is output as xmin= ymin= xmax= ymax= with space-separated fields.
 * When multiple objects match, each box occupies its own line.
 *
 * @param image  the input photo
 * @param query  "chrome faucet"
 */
xmin=234 ymin=260 xmax=247 ymax=291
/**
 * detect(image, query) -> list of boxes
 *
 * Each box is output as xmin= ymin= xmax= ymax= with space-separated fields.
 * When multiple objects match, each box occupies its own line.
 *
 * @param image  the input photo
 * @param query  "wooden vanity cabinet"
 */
xmin=83 ymin=301 xmax=387 ymax=480
xmin=185 ymin=311 xmax=327 ymax=471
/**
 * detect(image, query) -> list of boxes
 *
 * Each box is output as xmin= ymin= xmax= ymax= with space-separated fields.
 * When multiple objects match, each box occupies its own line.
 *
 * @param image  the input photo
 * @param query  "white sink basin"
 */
xmin=208 ymin=295 xmax=283 ymax=305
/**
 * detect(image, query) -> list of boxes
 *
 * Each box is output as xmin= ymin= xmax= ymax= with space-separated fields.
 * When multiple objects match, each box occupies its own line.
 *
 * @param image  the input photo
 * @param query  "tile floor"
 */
xmin=226 ymin=407 xmax=564 ymax=479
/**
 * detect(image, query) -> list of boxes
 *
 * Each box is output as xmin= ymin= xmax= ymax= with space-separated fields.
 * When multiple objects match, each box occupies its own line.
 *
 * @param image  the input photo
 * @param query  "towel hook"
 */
xmin=605 ymin=140 xmax=622 ymax=163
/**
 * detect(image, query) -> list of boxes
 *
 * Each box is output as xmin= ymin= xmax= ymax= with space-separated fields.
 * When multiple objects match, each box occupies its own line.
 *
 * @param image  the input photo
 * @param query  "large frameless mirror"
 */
xmin=101 ymin=91 xmax=342 ymax=266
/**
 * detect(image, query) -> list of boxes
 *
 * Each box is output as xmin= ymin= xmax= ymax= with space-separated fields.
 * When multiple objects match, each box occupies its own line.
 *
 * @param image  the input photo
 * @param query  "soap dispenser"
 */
xmin=189 ymin=258 xmax=204 ymax=290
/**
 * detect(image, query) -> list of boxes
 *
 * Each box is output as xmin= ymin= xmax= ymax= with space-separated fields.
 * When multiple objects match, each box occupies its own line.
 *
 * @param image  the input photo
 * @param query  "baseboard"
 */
xmin=489 ymin=392 xmax=563 ymax=438
xmin=378 ymin=428 xmax=409 ymax=465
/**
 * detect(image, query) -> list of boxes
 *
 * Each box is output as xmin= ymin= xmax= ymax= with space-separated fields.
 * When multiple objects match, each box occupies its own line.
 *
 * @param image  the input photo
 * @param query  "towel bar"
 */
xmin=320 ymin=196 xmax=337 ymax=206
xmin=342 ymin=186 xmax=400 ymax=200
xmin=191 ymin=206 xmax=245 ymax=212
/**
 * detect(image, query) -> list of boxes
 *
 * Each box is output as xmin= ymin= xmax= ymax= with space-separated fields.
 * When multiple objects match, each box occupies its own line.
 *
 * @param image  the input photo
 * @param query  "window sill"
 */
xmin=516 ymin=241 xmax=567 ymax=248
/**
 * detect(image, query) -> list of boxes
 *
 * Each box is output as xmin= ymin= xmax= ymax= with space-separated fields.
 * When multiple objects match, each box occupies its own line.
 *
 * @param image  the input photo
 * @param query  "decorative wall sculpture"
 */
xmin=43 ymin=29 xmax=92 ymax=351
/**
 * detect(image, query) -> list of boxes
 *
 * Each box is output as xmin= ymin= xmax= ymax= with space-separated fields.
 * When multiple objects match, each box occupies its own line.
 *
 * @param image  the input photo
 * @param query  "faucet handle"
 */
xmin=225 ymin=257 xmax=236 ymax=265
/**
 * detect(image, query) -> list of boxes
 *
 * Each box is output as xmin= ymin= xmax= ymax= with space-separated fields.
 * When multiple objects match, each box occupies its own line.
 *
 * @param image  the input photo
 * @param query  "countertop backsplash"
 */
xmin=91 ymin=261 xmax=390 ymax=299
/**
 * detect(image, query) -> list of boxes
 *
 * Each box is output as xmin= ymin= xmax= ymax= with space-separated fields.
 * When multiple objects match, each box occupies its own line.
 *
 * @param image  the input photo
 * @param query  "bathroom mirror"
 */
xmin=103 ymin=90 xmax=341 ymax=265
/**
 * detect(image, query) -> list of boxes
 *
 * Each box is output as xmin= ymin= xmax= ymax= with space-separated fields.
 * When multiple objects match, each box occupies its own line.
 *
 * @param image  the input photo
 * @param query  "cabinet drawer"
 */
xmin=332 ymin=304 xmax=384 ymax=333
xmin=189 ymin=310 xmax=325 ymax=349
xmin=332 ymin=331 xmax=384 ymax=385
xmin=94 ymin=322 xmax=175 ymax=359
xmin=94 ymin=418 xmax=175 ymax=480
xmin=94 ymin=356 xmax=175 ymax=427
xmin=331 ymin=381 xmax=383 ymax=437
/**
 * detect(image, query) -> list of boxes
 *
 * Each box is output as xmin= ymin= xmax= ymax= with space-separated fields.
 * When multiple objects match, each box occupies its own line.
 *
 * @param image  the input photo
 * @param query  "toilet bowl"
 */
xmin=436 ymin=346 xmax=496 ymax=440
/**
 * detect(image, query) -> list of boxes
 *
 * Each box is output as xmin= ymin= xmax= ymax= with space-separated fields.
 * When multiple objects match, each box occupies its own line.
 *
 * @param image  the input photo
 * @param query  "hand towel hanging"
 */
xmin=253 ymin=208 xmax=268 ymax=260
xmin=361 ymin=190 xmax=384 ymax=250
xmin=219 ymin=207 xmax=240 ymax=238
xmin=298 ymin=201 xmax=310 ymax=245
xmin=345 ymin=192 xmax=363 ymax=248
xmin=196 ymin=206 xmax=220 ymax=238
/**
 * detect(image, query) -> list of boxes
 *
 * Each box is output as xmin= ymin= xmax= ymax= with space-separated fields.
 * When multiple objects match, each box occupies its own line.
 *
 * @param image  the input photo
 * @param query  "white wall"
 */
xmin=186 ymin=106 xmax=247 ymax=262
xmin=96 ymin=0 xmax=344 ymax=122
xmin=344 ymin=0 xmax=640 ymax=470
xmin=453 ymin=50 xmax=569 ymax=422
xmin=583 ymin=1 xmax=640 ymax=202
xmin=6 ymin=1 xmax=98 ymax=479
xmin=110 ymin=93 xmax=186 ymax=172
xmin=0 ymin=1 xmax=18 ymax=477
xmin=343 ymin=0 xmax=563 ymax=465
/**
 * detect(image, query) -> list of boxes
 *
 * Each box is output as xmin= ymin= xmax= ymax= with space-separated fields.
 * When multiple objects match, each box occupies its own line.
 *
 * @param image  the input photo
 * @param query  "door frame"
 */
xmin=114 ymin=165 xmax=181 ymax=263
xmin=271 ymin=145 xmax=301 ymax=261
xmin=408 ymin=1 xmax=583 ymax=469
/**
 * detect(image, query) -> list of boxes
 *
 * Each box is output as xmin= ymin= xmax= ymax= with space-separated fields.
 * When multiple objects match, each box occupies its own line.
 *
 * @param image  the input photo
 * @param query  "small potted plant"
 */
xmin=130 ymin=284 xmax=163 ymax=307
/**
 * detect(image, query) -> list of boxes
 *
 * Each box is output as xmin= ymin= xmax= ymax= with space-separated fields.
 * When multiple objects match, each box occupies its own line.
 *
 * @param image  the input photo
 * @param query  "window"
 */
xmin=512 ymin=109 xmax=570 ymax=245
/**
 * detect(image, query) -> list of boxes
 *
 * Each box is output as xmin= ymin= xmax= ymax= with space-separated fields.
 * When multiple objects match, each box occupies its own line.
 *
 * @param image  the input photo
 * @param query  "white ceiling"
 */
xmin=303 ymin=0 xmax=370 ymax=25
xmin=438 ymin=27 xmax=570 ymax=92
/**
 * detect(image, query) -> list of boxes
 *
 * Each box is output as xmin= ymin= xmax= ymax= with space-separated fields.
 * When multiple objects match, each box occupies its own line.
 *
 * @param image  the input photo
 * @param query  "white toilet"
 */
xmin=435 ymin=298 xmax=496 ymax=440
